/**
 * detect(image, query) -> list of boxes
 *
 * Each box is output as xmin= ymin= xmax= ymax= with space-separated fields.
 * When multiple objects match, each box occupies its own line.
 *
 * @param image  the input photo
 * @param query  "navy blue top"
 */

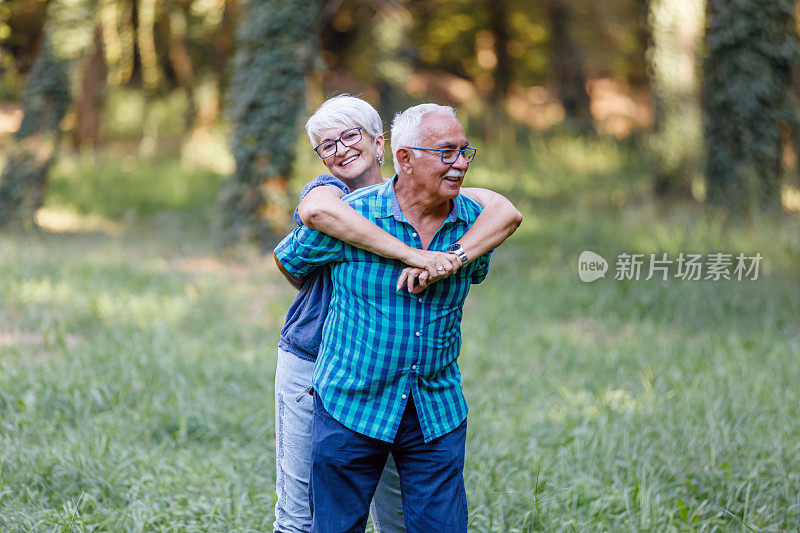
xmin=278 ymin=174 xmax=350 ymax=361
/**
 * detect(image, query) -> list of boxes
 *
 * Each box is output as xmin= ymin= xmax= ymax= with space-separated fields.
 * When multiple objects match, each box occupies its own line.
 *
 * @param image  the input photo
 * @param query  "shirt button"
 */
xmin=415 ymin=331 xmax=420 ymax=337
xmin=412 ymin=232 xmax=418 ymax=238
xmin=402 ymin=394 xmax=407 ymax=399
xmin=412 ymin=364 xmax=417 ymax=370
xmin=418 ymin=297 xmax=423 ymax=302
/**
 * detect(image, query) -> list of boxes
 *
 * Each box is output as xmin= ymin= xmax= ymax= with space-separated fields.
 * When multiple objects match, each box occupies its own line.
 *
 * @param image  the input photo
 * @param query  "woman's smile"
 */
xmin=338 ymin=154 xmax=359 ymax=167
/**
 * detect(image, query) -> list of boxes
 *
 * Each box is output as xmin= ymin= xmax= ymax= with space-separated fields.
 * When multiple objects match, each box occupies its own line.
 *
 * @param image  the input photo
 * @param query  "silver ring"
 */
xmin=437 ymin=267 xmax=445 ymax=272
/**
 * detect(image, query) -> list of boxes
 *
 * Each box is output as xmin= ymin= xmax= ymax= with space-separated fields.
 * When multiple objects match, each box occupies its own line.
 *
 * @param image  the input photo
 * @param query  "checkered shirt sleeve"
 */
xmin=274 ymin=224 xmax=344 ymax=277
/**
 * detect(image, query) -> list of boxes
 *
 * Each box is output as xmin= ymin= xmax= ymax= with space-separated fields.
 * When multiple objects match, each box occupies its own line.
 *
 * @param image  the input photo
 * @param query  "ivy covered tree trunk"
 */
xmin=0 ymin=42 xmax=70 ymax=229
xmin=646 ymin=0 xmax=704 ymax=199
xmin=703 ymin=0 xmax=799 ymax=213
xmin=218 ymin=0 xmax=319 ymax=244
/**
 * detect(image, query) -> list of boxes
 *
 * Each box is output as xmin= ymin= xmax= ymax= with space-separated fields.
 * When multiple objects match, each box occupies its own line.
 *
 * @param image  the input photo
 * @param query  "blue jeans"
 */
xmin=310 ymin=393 xmax=468 ymax=533
xmin=274 ymin=348 xmax=405 ymax=532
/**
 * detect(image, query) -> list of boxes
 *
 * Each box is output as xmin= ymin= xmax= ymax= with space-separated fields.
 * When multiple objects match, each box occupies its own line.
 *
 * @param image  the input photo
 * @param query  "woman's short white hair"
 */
xmin=390 ymin=103 xmax=456 ymax=171
xmin=305 ymin=94 xmax=383 ymax=146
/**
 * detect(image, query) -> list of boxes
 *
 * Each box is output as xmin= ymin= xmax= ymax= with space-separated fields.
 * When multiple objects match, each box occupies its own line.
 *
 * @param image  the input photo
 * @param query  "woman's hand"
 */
xmin=401 ymin=249 xmax=463 ymax=279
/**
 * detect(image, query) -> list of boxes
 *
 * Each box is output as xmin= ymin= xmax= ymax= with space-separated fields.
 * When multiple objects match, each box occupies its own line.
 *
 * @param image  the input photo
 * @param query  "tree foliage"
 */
xmin=217 ymin=0 xmax=319 ymax=244
xmin=703 ymin=0 xmax=800 ymax=212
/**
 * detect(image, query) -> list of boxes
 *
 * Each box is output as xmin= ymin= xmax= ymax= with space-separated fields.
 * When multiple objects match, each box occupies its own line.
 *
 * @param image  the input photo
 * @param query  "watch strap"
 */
xmin=448 ymin=244 xmax=469 ymax=264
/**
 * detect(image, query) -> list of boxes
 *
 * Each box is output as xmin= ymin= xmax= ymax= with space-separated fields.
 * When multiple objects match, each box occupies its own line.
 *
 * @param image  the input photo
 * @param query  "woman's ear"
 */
xmin=375 ymin=135 xmax=385 ymax=163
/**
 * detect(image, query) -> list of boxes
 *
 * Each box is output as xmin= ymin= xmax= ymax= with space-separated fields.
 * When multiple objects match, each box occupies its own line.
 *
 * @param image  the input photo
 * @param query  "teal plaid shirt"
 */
xmin=274 ymin=178 xmax=491 ymax=443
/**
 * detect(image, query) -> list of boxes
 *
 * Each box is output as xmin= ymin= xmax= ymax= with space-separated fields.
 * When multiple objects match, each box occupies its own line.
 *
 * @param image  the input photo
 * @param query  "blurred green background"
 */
xmin=1 ymin=0 xmax=799 ymax=531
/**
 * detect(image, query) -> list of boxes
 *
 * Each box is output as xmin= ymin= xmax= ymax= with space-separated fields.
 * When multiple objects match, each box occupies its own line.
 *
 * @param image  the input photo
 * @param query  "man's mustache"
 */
xmin=444 ymin=169 xmax=465 ymax=179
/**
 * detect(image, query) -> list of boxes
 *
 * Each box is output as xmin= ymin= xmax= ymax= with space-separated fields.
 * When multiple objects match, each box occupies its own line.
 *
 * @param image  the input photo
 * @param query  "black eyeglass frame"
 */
xmin=313 ymin=127 xmax=364 ymax=159
xmin=404 ymin=146 xmax=477 ymax=164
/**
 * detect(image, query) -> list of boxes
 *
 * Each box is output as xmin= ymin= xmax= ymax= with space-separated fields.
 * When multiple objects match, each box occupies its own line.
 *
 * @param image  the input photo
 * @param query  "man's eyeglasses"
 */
xmin=404 ymin=146 xmax=477 ymax=164
xmin=314 ymin=127 xmax=363 ymax=159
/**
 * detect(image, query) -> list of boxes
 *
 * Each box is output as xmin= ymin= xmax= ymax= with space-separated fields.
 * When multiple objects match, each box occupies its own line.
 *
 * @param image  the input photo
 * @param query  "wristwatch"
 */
xmin=447 ymin=243 xmax=469 ymax=264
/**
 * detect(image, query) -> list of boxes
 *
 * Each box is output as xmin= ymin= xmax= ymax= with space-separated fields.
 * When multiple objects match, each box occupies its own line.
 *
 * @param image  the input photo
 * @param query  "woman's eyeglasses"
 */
xmin=314 ymin=127 xmax=363 ymax=159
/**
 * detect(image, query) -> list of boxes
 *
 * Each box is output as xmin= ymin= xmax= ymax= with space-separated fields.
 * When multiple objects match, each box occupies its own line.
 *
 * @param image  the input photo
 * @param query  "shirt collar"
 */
xmin=377 ymin=175 xmax=469 ymax=224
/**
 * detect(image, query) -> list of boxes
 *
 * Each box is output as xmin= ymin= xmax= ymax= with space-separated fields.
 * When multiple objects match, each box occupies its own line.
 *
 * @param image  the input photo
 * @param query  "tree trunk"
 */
xmin=73 ymin=26 xmax=108 ymax=149
xmin=128 ymin=0 xmax=143 ymax=88
xmin=161 ymin=3 xmax=197 ymax=129
xmin=631 ymin=0 xmax=651 ymax=90
xmin=790 ymin=67 xmax=800 ymax=185
xmin=372 ymin=2 xmax=414 ymax=119
xmin=546 ymin=0 xmax=593 ymax=133
xmin=213 ymin=0 xmax=239 ymax=98
xmin=703 ymin=0 xmax=798 ymax=213
xmin=218 ymin=0 xmax=320 ymax=245
xmin=488 ymin=0 xmax=512 ymax=104
xmin=483 ymin=0 xmax=515 ymax=143
xmin=0 ymin=42 xmax=70 ymax=229
xmin=647 ymin=0 xmax=703 ymax=199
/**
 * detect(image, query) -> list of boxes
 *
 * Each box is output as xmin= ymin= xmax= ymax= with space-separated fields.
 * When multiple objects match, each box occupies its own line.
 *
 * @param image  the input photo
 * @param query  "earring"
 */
xmin=377 ymin=154 xmax=384 ymax=165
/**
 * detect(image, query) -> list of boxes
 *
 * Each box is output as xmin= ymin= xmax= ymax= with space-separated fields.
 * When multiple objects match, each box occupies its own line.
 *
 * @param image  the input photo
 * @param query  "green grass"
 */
xmin=1 ymin=135 xmax=799 ymax=531
xmin=47 ymin=154 xmax=225 ymax=220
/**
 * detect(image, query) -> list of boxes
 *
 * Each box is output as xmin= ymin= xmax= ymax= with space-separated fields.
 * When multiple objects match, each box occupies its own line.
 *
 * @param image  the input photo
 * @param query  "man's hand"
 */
xmin=396 ymin=252 xmax=462 ymax=294
xmin=400 ymin=249 xmax=463 ymax=279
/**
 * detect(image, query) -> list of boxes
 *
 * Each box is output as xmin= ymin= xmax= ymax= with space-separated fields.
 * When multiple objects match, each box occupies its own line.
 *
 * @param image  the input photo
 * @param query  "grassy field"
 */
xmin=1 ymin=136 xmax=799 ymax=531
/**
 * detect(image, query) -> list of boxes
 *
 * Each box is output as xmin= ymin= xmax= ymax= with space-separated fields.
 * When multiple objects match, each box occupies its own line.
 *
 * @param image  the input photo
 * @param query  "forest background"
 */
xmin=0 ymin=0 xmax=799 ymax=530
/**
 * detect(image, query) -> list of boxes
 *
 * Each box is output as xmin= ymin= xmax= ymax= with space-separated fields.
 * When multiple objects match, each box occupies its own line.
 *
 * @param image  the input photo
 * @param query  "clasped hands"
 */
xmin=396 ymin=249 xmax=464 ymax=295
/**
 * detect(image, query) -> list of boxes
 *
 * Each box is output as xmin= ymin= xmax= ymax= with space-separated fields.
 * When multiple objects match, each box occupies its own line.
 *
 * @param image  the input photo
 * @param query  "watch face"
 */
xmin=448 ymin=244 xmax=461 ymax=252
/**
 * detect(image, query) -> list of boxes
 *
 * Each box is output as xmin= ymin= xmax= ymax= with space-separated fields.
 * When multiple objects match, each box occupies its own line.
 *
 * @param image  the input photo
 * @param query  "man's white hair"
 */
xmin=305 ymin=94 xmax=383 ymax=147
xmin=390 ymin=103 xmax=456 ymax=172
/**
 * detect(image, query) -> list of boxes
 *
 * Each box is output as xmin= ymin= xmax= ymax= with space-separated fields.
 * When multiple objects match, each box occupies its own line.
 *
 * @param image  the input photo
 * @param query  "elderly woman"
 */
xmin=274 ymin=95 xmax=521 ymax=532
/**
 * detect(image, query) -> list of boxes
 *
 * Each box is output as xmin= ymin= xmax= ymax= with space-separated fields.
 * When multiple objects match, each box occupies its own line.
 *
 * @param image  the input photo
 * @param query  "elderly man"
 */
xmin=274 ymin=104 xmax=516 ymax=532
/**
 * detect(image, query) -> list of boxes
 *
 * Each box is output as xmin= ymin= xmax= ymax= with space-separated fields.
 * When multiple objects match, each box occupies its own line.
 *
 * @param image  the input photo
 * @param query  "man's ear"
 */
xmin=396 ymin=148 xmax=413 ymax=175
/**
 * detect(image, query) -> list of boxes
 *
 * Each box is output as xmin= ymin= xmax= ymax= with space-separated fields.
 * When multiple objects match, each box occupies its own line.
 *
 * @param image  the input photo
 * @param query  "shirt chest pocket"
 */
xmin=335 ymin=259 xmax=404 ymax=301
